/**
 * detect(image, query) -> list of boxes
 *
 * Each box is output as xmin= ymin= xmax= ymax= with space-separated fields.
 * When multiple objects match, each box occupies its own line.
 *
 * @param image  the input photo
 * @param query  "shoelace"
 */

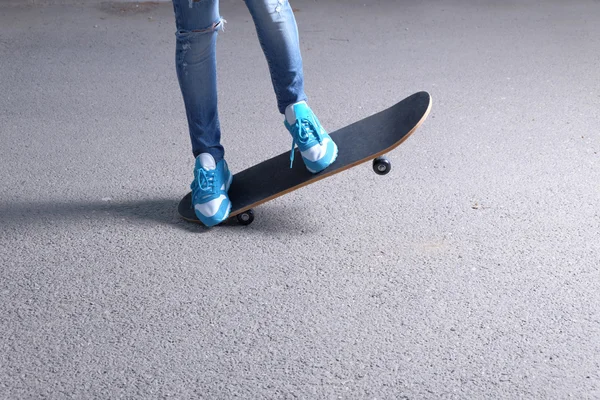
xmin=195 ymin=168 xmax=216 ymax=198
xmin=289 ymin=117 xmax=323 ymax=168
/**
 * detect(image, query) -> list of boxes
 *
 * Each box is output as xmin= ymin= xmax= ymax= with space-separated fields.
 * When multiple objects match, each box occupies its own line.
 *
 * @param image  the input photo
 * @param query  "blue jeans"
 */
xmin=172 ymin=0 xmax=308 ymax=161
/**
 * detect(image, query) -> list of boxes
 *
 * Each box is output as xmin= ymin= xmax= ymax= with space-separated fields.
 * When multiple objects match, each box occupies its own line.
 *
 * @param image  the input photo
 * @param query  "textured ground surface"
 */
xmin=1 ymin=0 xmax=599 ymax=398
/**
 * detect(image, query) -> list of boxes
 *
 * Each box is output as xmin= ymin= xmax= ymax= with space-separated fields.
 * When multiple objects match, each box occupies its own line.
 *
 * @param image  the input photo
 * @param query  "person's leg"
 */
xmin=172 ymin=0 xmax=232 ymax=227
xmin=243 ymin=0 xmax=307 ymax=114
xmin=244 ymin=0 xmax=337 ymax=173
xmin=172 ymin=0 xmax=225 ymax=162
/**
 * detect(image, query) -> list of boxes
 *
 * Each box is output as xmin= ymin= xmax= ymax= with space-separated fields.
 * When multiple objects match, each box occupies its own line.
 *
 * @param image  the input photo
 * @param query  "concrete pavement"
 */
xmin=1 ymin=0 xmax=599 ymax=398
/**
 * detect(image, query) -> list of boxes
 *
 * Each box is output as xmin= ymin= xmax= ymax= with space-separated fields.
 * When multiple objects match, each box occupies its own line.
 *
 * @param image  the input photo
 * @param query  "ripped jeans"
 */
xmin=172 ymin=0 xmax=307 ymax=162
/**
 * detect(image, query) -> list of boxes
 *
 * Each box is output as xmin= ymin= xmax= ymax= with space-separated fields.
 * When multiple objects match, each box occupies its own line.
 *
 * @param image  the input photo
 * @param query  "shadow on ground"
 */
xmin=0 ymin=199 xmax=313 ymax=235
xmin=0 ymin=198 xmax=179 ymax=226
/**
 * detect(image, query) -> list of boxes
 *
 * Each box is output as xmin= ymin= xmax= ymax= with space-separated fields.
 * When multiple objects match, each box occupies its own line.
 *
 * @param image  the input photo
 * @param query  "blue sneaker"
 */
xmin=191 ymin=153 xmax=233 ymax=227
xmin=284 ymin=101 xmax=338 ymax=173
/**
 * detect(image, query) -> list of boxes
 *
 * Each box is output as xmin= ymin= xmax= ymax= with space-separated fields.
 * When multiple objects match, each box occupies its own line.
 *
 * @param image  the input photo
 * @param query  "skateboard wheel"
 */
xmin=236 ymin=209 xmax=255 ymax=225
xmin=373 ymin=157 xmax=391 ymax=175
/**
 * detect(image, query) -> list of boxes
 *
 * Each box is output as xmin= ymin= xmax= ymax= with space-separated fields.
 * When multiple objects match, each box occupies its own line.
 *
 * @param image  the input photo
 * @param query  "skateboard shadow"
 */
xmin=0 ymin=199 xmax=315 ymax=234
xmin=0 ymin=198 xmax=200 ymax=232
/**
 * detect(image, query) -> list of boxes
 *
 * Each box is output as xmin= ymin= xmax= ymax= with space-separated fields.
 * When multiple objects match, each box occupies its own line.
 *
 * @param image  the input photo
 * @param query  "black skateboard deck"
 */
xmin=178 ymin=91 xmax=432 ymax=225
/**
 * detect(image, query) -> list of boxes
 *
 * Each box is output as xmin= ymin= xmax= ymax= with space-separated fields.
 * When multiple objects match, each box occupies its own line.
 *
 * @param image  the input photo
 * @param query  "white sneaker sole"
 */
xmin=307 ymin=143 xmax=339 ymax=174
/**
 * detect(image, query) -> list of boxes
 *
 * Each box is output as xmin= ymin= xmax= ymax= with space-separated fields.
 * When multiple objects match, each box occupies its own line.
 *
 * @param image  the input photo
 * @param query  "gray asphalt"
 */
xmin=1 ymin=0 xmax=599 ymax=398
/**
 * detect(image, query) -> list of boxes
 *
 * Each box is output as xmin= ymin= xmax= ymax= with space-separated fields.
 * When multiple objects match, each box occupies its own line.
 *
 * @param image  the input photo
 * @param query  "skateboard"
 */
xmin=178 ymin=91 xmax=432 ymax=226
